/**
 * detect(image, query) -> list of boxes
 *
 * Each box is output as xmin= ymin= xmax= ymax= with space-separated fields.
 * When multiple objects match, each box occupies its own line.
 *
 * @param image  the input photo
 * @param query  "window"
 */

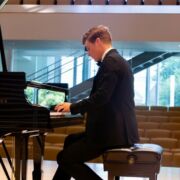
xmin=134 ymin=56 xmax=180 ymax=107
xmin=134 ymin=69 xmax=146 ymax=105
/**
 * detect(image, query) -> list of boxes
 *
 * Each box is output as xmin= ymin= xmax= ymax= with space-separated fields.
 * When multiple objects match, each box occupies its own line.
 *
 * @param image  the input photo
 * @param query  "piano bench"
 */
xmin=103 ymin=143 xmax=163 ymax=180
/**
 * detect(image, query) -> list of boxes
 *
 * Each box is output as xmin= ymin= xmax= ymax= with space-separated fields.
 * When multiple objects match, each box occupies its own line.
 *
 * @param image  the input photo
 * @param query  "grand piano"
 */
xmin=0 ymin=26 xmax=84 ymax=179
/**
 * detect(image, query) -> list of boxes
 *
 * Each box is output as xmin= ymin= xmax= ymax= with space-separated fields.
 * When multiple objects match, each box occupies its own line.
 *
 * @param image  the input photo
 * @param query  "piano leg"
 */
xmin=14 ymin=132 xmax=29 ymax=180
xmin=21 ymin=135 xmax=28 ymax=180
xmin=14 ymin=130 xmax=43 ymax=180
xmin=32 ymin=133 xmax=45 ymax=180
xmin=14 ymin=133 xmax=22 ymax=180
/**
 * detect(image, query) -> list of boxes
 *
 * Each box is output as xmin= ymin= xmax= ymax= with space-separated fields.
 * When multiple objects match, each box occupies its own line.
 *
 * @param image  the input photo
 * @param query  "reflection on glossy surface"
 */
xmin=1 ymin=159 xmax=180 ymax=180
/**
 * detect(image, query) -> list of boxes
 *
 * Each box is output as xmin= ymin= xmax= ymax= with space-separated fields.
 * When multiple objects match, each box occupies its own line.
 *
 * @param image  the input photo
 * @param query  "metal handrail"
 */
xmin=27 ymin=50 xmax=82 ymax=81
xmin=44 ymin=58 xmax=92 ymax=83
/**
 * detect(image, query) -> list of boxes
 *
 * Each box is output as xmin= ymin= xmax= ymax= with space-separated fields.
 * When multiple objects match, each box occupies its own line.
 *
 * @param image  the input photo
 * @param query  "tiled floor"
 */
xmin=1 ymin=159 xmax=180 ymax=180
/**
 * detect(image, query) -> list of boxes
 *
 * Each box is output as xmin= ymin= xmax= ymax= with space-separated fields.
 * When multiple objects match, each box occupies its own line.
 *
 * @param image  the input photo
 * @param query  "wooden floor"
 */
xmin=1 ymin=159 xmax=180 ymax=180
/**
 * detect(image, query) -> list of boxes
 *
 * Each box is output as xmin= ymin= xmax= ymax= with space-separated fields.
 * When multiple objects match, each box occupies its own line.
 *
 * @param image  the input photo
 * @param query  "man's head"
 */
xmin=82 ymin=25 xmax=112 ymax=61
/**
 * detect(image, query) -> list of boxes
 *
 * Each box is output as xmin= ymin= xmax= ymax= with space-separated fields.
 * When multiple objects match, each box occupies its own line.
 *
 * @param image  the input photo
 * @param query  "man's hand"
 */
xmin=54 ymin=102 xmax=71 ymax=112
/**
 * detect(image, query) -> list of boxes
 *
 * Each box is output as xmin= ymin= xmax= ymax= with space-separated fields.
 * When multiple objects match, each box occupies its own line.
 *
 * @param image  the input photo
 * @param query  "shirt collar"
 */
xmin=101 ymin=47 xmax=113 ymax=61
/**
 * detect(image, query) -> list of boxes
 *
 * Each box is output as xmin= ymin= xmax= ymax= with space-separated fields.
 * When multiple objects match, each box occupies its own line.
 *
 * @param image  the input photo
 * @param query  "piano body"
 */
xmin=0 ymin=72 xmax=50 ymax=130
xmin=0 ymin=26 xmax=84 ymax=179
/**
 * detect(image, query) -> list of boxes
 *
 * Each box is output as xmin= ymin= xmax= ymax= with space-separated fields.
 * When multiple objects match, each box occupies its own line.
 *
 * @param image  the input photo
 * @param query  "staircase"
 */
xmin=130 ymin=51 xmax=178 ymax=74
xmin=70 ymin=51 xmax=178 ymax=102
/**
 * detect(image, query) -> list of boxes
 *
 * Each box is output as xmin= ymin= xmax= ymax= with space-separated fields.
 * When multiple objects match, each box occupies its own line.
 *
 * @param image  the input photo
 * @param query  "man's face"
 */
xmin=84 ymin=39 xmax=102 ymax=61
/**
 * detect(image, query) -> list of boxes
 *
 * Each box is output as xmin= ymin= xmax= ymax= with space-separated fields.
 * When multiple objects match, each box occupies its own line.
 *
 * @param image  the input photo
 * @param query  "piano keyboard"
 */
xmin=50 ymin=111 xmax=72 ymax=117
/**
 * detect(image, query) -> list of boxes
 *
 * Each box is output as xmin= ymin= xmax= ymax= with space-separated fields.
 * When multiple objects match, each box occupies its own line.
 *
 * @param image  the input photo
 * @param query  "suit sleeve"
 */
xmin=70 ymin=60 xmax=118 ymax=114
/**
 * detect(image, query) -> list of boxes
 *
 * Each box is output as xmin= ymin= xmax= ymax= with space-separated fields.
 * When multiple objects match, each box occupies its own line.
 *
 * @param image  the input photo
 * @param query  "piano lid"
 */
xmin=0 ymin=25 xmax=7 ymax=72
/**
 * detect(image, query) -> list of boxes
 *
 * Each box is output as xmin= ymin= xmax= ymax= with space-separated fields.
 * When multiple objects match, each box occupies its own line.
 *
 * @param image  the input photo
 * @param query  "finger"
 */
xmin=56 ymin=107 xmax=64 ymax=112
xmin=55 ymin=103 xmax=63 ymax=110
xmin=60 ymin=108 xmax=64 ymax=112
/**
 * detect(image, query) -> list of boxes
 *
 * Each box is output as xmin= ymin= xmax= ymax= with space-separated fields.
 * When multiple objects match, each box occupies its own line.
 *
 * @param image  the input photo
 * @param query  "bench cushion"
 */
xmin=103 ymin=143 xmax=163 ymax=164
xmin=103 ymin=143 xmax=164 ymax=176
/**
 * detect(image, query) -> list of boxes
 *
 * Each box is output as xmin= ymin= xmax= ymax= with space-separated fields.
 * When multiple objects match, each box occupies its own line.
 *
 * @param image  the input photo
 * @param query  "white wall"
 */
xmin=0 ymin=5 xmax=180 ymax=42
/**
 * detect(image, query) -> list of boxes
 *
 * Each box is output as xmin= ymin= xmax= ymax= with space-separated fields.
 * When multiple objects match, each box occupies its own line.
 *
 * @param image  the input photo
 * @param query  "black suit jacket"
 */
xmin=70 ymin=49 xmax=139 ymax=148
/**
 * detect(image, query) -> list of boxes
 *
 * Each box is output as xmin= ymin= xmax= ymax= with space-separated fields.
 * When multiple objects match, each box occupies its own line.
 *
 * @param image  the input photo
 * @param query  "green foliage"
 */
xmin=38 ymin=89 xmax=65 ymax=107
xmin=160 ymin=58 xmax=180 ymax=80
xmin=159 ymin=57 xmax=180 ymax=106
xmin=159 ymin=78 xmax=170 ymax=106
xmin=175 ymin=75 xmax=180 ymax=106
xmin=25 ymin=87 xmax=34 ymax=103
xmin=25 ymin=87 xmax=65 ymax=107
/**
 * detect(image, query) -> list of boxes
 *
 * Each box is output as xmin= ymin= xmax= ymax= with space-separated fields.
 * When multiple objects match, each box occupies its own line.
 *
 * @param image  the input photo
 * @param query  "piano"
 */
xmin=0 ymin=26 xmax=84 ymax=179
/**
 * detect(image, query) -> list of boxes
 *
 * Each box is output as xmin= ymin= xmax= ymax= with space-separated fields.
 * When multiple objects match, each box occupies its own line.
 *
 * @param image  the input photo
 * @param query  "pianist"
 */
xmin=53 ymin=25 xmax=139 ymax=180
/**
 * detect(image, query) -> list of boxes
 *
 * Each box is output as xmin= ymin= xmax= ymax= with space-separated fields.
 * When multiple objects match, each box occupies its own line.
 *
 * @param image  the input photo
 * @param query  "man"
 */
xmin=53 ymin=25 xmax=139 ymax=180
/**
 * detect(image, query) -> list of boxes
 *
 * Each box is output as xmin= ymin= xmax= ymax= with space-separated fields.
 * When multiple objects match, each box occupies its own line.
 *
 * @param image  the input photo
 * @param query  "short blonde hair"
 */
xmin=82 ymin=25 xmax=112 ymax=45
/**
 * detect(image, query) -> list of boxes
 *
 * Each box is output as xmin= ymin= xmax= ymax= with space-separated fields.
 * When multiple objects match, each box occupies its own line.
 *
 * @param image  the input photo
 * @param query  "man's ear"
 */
xmin=96 ymin=37 xmax=101 ymax=44
xmin=95 ymin=38 xmax=103 ymax=47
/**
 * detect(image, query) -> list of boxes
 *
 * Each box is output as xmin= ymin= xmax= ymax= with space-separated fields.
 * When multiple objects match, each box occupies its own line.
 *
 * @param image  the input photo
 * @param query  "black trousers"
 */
xmin=52 ymin=132 xmax=104 ymax=180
